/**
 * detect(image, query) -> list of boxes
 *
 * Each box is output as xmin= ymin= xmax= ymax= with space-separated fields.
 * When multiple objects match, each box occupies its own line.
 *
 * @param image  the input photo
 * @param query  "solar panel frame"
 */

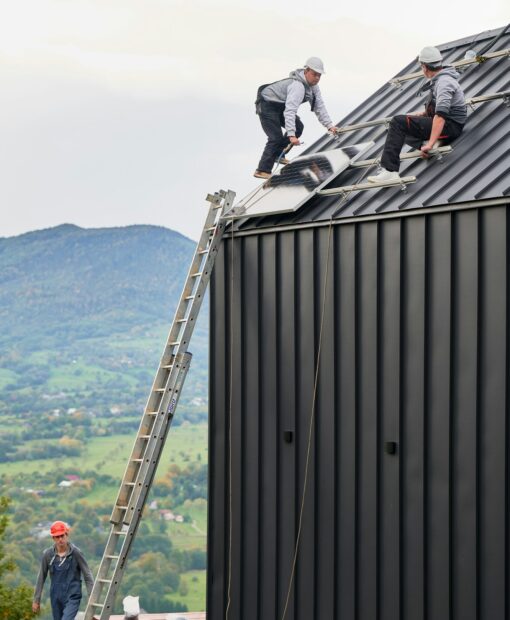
xmin=233 ymin=141 xmax=374 ymax=219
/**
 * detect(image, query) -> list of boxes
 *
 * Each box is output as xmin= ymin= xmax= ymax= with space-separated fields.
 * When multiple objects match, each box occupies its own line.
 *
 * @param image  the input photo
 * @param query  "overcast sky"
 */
xmin=1 ymin=0 xmax=508 ymax=241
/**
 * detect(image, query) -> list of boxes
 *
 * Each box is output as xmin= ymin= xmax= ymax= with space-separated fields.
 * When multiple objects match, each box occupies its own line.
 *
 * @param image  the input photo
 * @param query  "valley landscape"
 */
xmin=0 ymin=224 xmax=209 ymax=616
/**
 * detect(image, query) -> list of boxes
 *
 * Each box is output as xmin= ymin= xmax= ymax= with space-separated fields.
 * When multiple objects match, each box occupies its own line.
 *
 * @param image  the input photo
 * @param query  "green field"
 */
xmin=0 ymin=368 xmax=18 ymax=390
xmin=0 ymin=422 xmax=208 ymax=477
xmin=167 ymin=499 xmax=207 ymax=550
xmin=167 ymin=570 xmax=207 ymax=612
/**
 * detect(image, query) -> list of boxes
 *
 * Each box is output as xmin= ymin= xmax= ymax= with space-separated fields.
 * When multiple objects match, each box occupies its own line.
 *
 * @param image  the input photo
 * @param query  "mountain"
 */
xmin=0 ymin=224 xmax=208 ymax=421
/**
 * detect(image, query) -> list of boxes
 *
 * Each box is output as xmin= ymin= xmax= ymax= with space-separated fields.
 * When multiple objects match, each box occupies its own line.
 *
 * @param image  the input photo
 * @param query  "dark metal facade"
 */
xmin=208 ymin=201 xmax=510 ymax=619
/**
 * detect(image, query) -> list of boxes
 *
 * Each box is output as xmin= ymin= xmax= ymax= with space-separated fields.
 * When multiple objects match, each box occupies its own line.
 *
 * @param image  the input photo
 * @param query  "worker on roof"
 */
xmin=33 ymin=521 xmax=94 ymax=620
xmin=367 ymin=46 xmax=467 ymax=183
xmin=253 ymin=57 xmax=339 ymax=180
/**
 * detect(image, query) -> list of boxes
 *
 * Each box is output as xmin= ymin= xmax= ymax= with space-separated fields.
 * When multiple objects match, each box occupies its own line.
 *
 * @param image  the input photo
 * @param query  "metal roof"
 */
xmin=236 ymin=26 xmax=510 ymax=232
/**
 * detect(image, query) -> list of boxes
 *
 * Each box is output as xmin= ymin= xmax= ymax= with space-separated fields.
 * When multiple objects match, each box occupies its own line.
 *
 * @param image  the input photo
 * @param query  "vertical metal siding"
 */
xmin=260 ymin=233 xmax=278 ymax=620
xmin=208 ymin=204 xmax=510 ymax=620
xmin=426 ymin=213 xmax=452 ymax=620
xmin=401 ymin=215 xmax=427 ymax=620
xmin=336 ymin=224 xmax=357 ymax=618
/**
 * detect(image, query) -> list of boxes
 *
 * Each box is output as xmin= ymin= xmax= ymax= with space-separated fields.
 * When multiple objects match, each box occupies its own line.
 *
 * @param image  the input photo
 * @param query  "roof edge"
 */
xmin=229 ymin=198 xmax=510 ymax=238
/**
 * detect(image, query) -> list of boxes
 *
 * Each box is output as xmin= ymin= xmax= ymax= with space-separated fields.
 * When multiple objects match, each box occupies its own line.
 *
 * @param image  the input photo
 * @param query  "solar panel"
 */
xmin=233 ymin=142 xmax=374 ymax=218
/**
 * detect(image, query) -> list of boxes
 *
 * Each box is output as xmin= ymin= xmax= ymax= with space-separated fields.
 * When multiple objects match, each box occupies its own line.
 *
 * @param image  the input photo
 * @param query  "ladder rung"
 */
xmin=86 ymin=190 xmax=234 ymax=620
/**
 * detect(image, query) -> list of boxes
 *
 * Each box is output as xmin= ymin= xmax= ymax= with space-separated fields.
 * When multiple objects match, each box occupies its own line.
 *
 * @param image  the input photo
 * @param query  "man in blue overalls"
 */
xmin=33 ymin=521 xmax=94 ymax=620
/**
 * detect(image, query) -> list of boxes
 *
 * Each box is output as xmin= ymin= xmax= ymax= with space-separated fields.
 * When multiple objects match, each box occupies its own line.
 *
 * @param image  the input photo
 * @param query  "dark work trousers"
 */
xmin=50 ymin=556 xmax=82 ymax=620
xmin=257 ymin=100 xmax=304 ymax=173
xmin=381 ymin=114 xmax=464 ymax=172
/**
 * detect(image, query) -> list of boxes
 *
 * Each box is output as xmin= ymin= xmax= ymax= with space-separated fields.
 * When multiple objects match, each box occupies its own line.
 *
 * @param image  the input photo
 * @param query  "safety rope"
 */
xmin=224 ymin=150 xmax=378 ymax=620
xmin=279 ymin=212 xmax=334 ymax=620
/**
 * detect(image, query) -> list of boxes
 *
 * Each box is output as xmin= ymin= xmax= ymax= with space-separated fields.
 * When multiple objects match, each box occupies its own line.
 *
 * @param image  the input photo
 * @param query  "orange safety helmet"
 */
xmin=50 ymin=521 xmax=70 ymax=537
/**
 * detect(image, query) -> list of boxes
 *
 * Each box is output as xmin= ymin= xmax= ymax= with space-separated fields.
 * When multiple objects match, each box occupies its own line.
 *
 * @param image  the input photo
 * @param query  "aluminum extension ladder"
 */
xmin=83 ymin=189 xmax=236 ymax=620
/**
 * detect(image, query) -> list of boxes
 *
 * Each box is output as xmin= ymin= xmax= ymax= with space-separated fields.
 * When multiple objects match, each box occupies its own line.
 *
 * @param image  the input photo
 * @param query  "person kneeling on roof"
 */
xmin=254 ymin=57 xmax=338 ymax=180
xmin=368 ymin=46 xmax=467 ymax=184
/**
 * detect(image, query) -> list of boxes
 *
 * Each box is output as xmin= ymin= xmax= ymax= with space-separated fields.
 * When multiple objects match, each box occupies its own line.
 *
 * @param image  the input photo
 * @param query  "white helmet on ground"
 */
xmin=418 ymin=46 xmax=443 ymax=67
xmin=305 ymin=57 xmax=325 ymax=74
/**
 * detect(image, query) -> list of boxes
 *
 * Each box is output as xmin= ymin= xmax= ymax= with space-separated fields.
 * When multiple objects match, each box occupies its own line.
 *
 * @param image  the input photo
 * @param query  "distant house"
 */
xmin=58 ymin=480 xmax=74 ymax=488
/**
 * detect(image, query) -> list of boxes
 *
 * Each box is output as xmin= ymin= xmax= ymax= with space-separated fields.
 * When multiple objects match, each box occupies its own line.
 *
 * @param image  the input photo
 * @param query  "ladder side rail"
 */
xmin=84 ymin=354 xmax=192 ymax=620
xmin=389 ymin=48 xmax=510 ymax=86
xmin=95 ymin=356 xmax=193 ymax=620
xmin=115 ymin=355 xmax=192 ymax=559
xmin=468 ymin=90 xmax=510 ymax=105
xmin=84 ymin=527 xmax=125 ymax=619
xmin=335 ymin=88 xmax=510 ymax=136
xmin=122 ymin=353 xmax=194 ymax=522
xmin=163 ymin=190 xmax=235 ymax=369
xmin=162 ymin=194 xmax=225 ymax=354
xmin=122 ymin=191 xmax=234 ymax=521
xmin=336 ymin=117 xmax=392 ymax=134
xmin=317 ymin=176 xmax=417 ymax=196
xmin=109 ymin=192 xmax=228 ymax=521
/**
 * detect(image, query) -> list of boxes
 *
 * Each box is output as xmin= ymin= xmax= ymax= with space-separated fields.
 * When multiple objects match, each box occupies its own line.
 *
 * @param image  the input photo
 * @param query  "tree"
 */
xmin=0 ymin=496 xmax=36 ymax=620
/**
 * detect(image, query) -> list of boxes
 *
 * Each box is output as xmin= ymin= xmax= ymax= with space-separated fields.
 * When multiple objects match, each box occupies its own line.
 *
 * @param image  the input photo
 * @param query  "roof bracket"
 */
xmin=317 ymin=176 xmax=417 ymax=197
xmin=350 ymin=146 xmax=452 ymax=170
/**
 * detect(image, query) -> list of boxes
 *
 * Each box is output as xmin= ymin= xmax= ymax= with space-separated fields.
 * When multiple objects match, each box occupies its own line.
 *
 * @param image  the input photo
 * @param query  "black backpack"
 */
xmin=255 ymin=78 xmax=316 ymax=114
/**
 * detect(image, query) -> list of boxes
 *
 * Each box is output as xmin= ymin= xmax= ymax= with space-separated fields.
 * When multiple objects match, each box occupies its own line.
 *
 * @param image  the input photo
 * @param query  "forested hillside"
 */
xmin=0 ymin=223 xmax=209 ymax=462
xmin=0 ymin=224 xmax=210 ymax=614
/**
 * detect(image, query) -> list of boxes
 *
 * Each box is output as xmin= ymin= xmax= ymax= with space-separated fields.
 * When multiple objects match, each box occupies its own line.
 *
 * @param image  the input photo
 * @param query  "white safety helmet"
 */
xmin=418 ymin=46 xmax=443 ymax=67
xmin=304 ymin=57 xmax=325 ymax=74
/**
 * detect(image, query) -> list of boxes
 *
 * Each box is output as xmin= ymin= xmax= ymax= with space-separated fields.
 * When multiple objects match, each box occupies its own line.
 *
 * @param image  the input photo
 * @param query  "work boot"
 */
xmin=277 ymin=157 xmax=290 ymax=165
xmin=253 ymin=170 xmax=271 ymax=179
xmin=367 ymin=168 xmax=401 ymax=183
